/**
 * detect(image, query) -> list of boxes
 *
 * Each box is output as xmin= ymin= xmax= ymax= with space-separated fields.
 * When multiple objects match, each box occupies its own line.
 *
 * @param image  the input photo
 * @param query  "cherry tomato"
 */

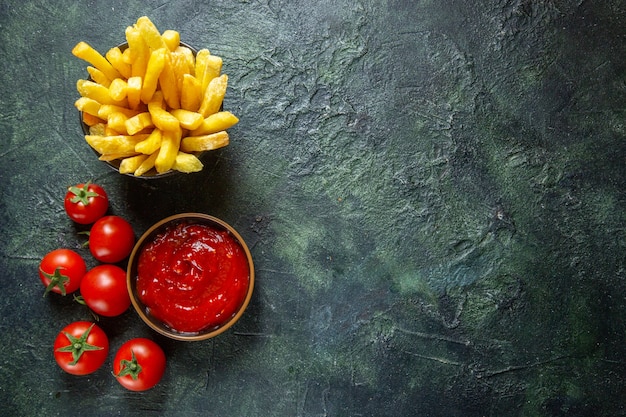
xmin=80 ymin=264 xmax=131 ymax=317
xmin=113 ymin=338 xmax=166 ymax=391
xmin=39 ymin=249 xmax=87 ymax=296
xmin=64 ymin=182 xmax=109 ymax=224
xmin=89 ymin=215 xmax=135 ymax=263
xmin=53 ymin=321 xmax=109 ymax=375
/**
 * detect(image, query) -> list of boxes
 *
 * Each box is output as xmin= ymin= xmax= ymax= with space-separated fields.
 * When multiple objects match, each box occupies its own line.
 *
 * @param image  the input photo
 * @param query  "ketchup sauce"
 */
xmin=136 ymin=221 xmax=250 ymax=333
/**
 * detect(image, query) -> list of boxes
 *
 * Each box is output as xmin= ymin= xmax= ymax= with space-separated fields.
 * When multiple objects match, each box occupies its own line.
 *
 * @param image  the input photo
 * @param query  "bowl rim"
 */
xmin=79 ymin=40 xmax=202 ymax=179
xmin=127 ymin=213 xmax=255 ymax=341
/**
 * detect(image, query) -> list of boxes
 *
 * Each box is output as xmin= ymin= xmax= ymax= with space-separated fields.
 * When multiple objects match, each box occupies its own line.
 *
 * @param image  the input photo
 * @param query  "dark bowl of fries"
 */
xmin=74 ymin=16 xmax=239 ymax=178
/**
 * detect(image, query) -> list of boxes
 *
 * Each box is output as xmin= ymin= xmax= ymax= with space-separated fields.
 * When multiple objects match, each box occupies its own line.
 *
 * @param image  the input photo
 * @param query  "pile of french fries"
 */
xmin=72 ymin=16 xmax=238 ymax=176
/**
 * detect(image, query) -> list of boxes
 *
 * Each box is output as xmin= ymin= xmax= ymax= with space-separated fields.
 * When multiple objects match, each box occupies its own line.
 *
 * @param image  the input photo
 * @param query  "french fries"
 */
xmin=72 ymin=41 xmax=122 ymax=81
xmin=198 ymin=74 xmax=228 ymax=118
xmin=180 ymin=131 xmax=229 ymax=153
xmin=73 ymin=16 xmax=237 ymax=176
xmin=86 ymin=134 xmax=149 ymax=155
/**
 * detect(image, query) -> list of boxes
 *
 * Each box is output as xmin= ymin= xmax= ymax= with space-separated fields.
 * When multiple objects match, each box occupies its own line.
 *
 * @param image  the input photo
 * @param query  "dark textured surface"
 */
xmin=1 ymin=1 xmax=625 ymax=416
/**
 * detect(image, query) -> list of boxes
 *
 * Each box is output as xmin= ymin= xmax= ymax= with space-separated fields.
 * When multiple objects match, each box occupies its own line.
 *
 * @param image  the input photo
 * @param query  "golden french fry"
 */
xmin=75 ymin=97 xmax=101 ymax=117
xmin=136 ymin=16 xmax=168 ymax=50
xmin=196 ymin=51 xmax=222 ymax=93
xmin=77 ymin=79 xmax=128 ymax=106
xmin=148 ymin=93 xmax=180 ymax=131
xmin=82 ymin=112 xmax=105 ymax=127
xmin=126 ymin=76 xmax=142 ymax=110
xmin=98 ymin=104 xmax=140 ymax=120
xmin=198 ymin=74 xmax=227 ymax=117
xmin=180 ymin=131 xmax=229 ymax=152
xmin=85 ymin=134 xmax=149 ymax=155
xmin=106 ymin=46 xmax=132 ymax=79
xmin=171 ymin=109 xmax=203 ymax=130
xmin=135 ymin=128 xmax=162 ymax=155
xmin=141 ymin=48 xmax=167 ymax=104
xmin=158 ymin=52 xmax=180 ymax=109
xmin=205 ymin=55 xmax=222 ymax=75
xmin=89 ymin=123 xmax=106 ymax=136
xmin=122 ymin=47 xmax=133 ymax=64
xmin=173 ymin=152 xmax=203 ymax=173
xmin=155 ymin=127 xmax=181 ymax=173
xmin=180 ymin=74 xmax=202 ymax=112
xmin=119 ymin=154 xmax=149 ymax=174
xmin=162 ymin=30 xmax=180 ymax=51
xmin=170 ymin=49 xmax=192 ymax=92
xmin=191 ymin=111 xmax=239 ymax=136
xmin=107 ymin=112 xmax=129 ymax=134
xmin=134 ymin=151 xmax=159 ymax=176
xmin=195 ymin=49 xmax=210 ymax=73
xmin=125 ymin=26 xmax=150 ymax=78
xmin=150 ymin=107 xmax=180 ymax=131
xmin=109 ymin=78 xmax=128 ymax=101
xmin=72 ymin=41 xmax=121 ymax=81
xmin=176 ymin=46 xmax=195 ymax=75
xmin=125 ymin=112 xmax=154 ymax=135
xmin=98 ymin=152 xmax=138 ymax=161
xmin=105 ymin=125 xmax=122 ymax=136
xmin=195 ymin=49 xmax=221 ymax=92
xmin=87 ymin=66 xmax=111 ymax=87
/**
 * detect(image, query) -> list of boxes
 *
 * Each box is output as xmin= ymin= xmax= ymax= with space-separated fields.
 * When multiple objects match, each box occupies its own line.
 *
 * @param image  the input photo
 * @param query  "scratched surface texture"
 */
xmin=1 ymin=0 xmax=625 ymax=416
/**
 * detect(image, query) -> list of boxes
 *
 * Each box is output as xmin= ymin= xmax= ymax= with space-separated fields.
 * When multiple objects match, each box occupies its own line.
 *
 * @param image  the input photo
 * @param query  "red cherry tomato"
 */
xmin=80 ymin=264 xmax=131 ymax=317
xmin=39 ymin=249 xmax=87 ymax=296
xmin=64 ymin=182 xmax=109 ymax=224
xmin=89 ymin=216 xmax=135 ymax=263
xmin=113 ymin=338 xmax=166 ymax=391
xmin=53 ymin=321 xmax=109 ymax=375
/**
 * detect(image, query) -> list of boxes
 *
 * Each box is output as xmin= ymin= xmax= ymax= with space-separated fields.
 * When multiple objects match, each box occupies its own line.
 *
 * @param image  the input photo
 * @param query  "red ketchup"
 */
xmin=136 ymin=222 xmax=250 ymax=333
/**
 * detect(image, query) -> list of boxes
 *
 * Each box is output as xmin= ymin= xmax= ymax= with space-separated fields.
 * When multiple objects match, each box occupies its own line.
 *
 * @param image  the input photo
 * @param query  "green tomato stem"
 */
xmin=55 ymin=323 xmax=103 ymax=365
xmin=68 ymin=182 xmax=100 ymax=206
xmin=115 ymin=350 xmax=142 ymax=380
xmin=40 ymin=267 xmax=69 ymax=296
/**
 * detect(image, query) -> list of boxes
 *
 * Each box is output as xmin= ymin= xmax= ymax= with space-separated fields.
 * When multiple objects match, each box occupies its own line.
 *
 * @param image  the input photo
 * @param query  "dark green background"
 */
xmin=1 ymin=1 xmax=625 ymax=416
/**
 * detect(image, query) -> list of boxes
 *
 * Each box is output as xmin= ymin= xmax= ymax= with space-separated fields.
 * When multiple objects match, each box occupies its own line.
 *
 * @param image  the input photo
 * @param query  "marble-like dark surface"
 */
xmin=1 ymin=1 xmax=625 ymax=416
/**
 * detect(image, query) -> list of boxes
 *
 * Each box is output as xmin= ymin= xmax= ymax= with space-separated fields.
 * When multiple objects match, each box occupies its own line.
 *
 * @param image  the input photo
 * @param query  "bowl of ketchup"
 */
xmin=127 ymin=213 xmax=254 ymax=341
